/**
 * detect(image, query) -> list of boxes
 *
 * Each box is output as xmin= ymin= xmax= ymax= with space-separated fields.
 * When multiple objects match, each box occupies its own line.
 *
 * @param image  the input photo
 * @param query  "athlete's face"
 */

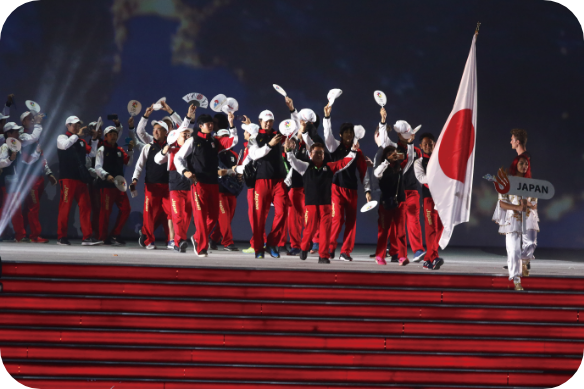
xmin=260 ymin=119 xmax=274 ymax=131
xmin=517 ymin=158 xmax=529 ymax=175
xmin=21 ymin=114 xmax=33 ymax=130
xmin=105 ymin=131 xmax=118 ymax=145
xmin=510 ymin=135 xmax=521 ymax=150
xmin=244 ymin=131 xmax=251 ymax=141
xmin=177 ymin=130 xmax=190 ymax=146
xmin=199 ymin=122 xmax=214 ymax=134
xmin=153 ymin=124 xmax=168 ymax=141
xmin=340 ymin=128 xmax=354 ymax=146
xmin=310 ymin=146 xmax=325 ymax=165
xmin=420 ymin=137 xmax=435 ymax=155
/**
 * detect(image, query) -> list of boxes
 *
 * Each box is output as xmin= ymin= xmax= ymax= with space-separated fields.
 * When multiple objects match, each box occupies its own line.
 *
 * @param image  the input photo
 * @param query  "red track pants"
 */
xmin=22 ymin=176 xmax=45 ymax=240
xmin=302 ymin=205 xmax=332 ymax=258
xmin=143 ymin=183 xmax=171 ymax=246
xmin=210 ymin=192 xmax=237 ymax=247
xmin=57 ymin=179 xmax=92 ymax=240
xmin=329 ymin=184 xmax=358 ymax=255
xmin=247 ymin=188 xmax=266 ymax=250
xmin=89 ymin=181 xmax=101 ymax=238
xmin=423 ymin=197 xmax=443 ymax=262
xmin=376 ymin=203 xmax=406 ymax=259
xmin=190 ymin=182 xmax=219 ymax=254
xmin=0 ymin=187 xmax=26 ymax=240
xmin=98 ymin=188 xmax=131 ymax=241
xmin=288 ymin=187 xmax=305 ymax=249
xmin=402 ymin=189 xmax=425 ymax=252
xmin=278 ymin=191 xmax=290 ymax=247
xmin=253 ymin=179 xmax=287 ymax=252
xmin=170 ymin=190 xmax=192 ymax=245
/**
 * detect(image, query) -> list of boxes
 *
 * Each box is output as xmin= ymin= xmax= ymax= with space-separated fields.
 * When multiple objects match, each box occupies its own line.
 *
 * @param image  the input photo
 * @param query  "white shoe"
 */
xmin=167 ymin=240 xmax=175 ymax=250
xmin=146 ymin=243 xmax=156 ymax=250
xmin=191 ymin=236 xmax=207 ymax=257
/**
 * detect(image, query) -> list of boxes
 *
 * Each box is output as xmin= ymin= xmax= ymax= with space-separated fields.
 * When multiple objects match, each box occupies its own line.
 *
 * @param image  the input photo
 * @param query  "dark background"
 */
xmin=0 ymin=0 xmax=582 ymax=248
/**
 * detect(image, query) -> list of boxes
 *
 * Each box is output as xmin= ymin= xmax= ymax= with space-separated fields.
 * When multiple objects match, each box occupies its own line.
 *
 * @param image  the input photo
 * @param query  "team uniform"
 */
xmin=248 ymin=127 xmax=288 ymax=257
xmin=377 ymin=121 xmax=425 ymax=261
xmin=174 ymin=124 xmax=237 ymax=256
xmin=56 ymin=127 xmax=100 ymax=244
xmin=210 ymin=147 xmax=241 ymax=249
xmin=414 ymin=153 xmax=444 ymax=269
xmin=94 ymin=130 xmax=133 ymax=243
xmin=286 ymin=148 xmax=356 ymax=262
xmin=373 ymin=159 xmax=407 ymax=264
xmin=0 ymin=141 xmax=27 ymax=241
xmin=323 ymin=116 xmax=371 ymax=259
xmin=154 ymin=118 xmax=195 ymax=252
xmin=19 ymin=120 xmax=52 ymax=242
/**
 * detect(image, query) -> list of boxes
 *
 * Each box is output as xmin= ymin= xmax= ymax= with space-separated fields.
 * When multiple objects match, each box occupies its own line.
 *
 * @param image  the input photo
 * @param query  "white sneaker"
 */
xmin=191 ymin=236 xmax=207 ymax=257
xmin=146 ymin=243 xmax=156 ymax=250
xmin=167 ymin=240 xmax=175 ymax=250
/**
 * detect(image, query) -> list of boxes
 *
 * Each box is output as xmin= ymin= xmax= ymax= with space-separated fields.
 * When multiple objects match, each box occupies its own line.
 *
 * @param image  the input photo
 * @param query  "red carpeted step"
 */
xmin=1 ymin=328 xmax=583 ymax=355
xmin=0 ymin=295 xmax=578 ymax=324
xmin=1 ymin=345 xmax=580 ymax=371
xmin=4 ymin=362 xmax=573 ymax=387
xmin=3 ymin=279 xmax=584 ymax=308
xmin=1 ymin=312 xmax=583 ymax=339
xmin=4 ymin=262 xmax=584 ymax=291
xmin=11 ymin=380 xmax=484 ymax=389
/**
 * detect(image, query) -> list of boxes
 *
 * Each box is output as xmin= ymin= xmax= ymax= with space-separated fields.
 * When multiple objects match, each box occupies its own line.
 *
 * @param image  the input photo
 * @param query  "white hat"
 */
xmin=221 ymin=97 xmax=239 ymax=114
xmin=151 ymin=120 xmax=169 ymax=132
xmin=103 ymin=126 xmax=118 ymax=135
xmin=242 ymin=123 xmax=260 ymax=137
xmin=258 ymin=110 xmax=274 ymax=122
xmin=327 ymin=88 xmax=343 ymax=106
xmin=20 ymin=111 xmax=32 ymax=122
xmin=3 ymin=122 xmax=23 ymax=132
xmin=393 ymin=120 xmax=421 ymax=138
xmin=167 ymin=130 xmax=179 ymax=145
xmin=88 ymin=121 xmax=97 ymax=127
xmin=0 ymin=112 xmax=9 ymax=120
xmin=298 ymin=109 xmax=316 ymax=123
xmin=216 ymin=129 xmax=230 ymax=137
xmin=66 ymin=116 xmax=81 ymax=125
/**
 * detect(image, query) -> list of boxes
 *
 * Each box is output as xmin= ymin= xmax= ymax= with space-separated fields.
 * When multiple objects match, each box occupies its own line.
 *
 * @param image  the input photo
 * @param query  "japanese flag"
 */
xmin=427 ymin=34 xmax=478 ymax=249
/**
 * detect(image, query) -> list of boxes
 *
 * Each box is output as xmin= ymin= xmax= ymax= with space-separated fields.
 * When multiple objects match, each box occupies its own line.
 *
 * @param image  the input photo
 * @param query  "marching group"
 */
xmin=0 ymin=93 xmax=537 ymax=286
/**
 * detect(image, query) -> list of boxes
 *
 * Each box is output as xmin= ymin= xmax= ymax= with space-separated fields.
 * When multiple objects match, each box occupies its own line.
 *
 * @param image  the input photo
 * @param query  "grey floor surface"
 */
xmin=1 ymin=240 xmax=583 ymax=278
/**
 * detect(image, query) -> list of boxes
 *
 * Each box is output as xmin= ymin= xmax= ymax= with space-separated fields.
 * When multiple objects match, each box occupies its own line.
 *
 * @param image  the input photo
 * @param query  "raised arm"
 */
xmin=0 ymin=144 xmax=13 ymax=168
xmin=154 ymin=145 xmax=170 ymax=165
xmin=19 ymin=122 xmax=43 ymax=147
xmin=327 ymin=150 xmax=357 ymax=174
xmin=374 ymin=160 xmax=390 ymax=178
xmin=136 ymin=105 xmax=154 ymax=144
xmin=286 ymin=151 xmax=309 ymax=176
xmin=217 ymin=112 xmax=238 ymax=151
xmin=323 ymin=104 xmax=340 ymax=153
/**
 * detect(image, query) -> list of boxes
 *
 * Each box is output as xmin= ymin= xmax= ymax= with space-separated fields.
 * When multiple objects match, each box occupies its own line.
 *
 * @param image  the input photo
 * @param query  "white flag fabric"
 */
xmin=427 ymin=34 xmax=478 ymax=249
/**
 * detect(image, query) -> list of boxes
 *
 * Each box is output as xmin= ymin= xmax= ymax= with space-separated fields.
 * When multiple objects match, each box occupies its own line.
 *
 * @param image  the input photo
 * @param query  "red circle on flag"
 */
xmin=438 ymin=109 xmax=475 ymax=183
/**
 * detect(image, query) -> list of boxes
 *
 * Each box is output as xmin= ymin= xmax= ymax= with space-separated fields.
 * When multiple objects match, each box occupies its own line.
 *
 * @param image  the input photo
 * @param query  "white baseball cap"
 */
xmin=393 ymin=120 xmax=421 ymax=138
xmin=216 ymin=129 xmax=230 ymax=137
xmin=103 ymin=126 xmax=118 ymax=135
xmin=3 ymin=122 xmax=23 ymax=132
xmin=242 ymin=123 xmax=260 ymax=137
xmin=299 ymin=109 xmax=316 ymax=123
xmin=151 ymin=120 xmax=169 ymax=132
xmin=0 ymin=113 xmax=9 ymax=120
xmin=20 ymin=111 xmax=32 ymax=122
xmin=66 ymin=116 xmax=81 ymax=125
xmin=258 ymin=110 xmax=274 ymax=122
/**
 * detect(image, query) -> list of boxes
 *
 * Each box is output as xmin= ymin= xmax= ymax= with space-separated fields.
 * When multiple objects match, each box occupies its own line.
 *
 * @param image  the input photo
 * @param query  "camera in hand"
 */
xmin=107 ymin=114 xmax=119 ymax=121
